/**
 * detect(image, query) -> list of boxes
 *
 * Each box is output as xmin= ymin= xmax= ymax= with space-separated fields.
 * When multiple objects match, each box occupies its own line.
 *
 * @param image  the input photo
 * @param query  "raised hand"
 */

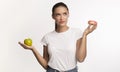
xmin=18 ymin=42 xmax=34 ymax=50
xmin=83 ymin=20 xmax=97 ymax=36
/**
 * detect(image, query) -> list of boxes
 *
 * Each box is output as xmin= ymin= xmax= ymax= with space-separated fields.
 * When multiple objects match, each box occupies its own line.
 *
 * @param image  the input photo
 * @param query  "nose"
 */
xmin=60 ymin=15 xmax=64 ymax=20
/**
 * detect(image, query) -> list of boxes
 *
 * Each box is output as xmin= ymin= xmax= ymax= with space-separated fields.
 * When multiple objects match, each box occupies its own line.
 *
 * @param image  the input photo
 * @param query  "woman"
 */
xmin=19 ymin=2 xmax=97 ymax=72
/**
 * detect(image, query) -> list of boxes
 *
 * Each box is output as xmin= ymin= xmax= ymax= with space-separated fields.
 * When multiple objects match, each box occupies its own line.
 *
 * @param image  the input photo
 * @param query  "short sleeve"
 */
xmin=41 ymin=35 xmax=48 ymax=46
xmin=75 ymin=28 xmax=83 ymax=40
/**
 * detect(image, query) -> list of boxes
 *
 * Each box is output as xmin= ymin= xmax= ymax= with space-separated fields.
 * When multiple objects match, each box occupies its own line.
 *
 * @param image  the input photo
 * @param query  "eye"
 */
xmin=63 ymin=12 xmax=67 ymax=15
xmin=55 ymin=13 xmax=60 ymax=16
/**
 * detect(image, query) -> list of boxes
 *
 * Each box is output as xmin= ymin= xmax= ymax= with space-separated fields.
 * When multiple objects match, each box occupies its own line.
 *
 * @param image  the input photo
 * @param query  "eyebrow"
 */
xmin=63 ymin=12 xmax=67 ymax=14
xmin=55 ymin=12 xmax=67 ymax=15
xmin=55 ymin=13 xmax=61 ymax=16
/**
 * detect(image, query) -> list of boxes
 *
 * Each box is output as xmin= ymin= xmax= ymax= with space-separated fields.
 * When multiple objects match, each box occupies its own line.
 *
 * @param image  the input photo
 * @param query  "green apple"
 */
xmin=24 ymin=38 xmax=32 ymax=46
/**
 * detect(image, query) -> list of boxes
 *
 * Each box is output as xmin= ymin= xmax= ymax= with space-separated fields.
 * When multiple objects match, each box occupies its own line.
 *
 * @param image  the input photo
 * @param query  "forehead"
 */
xmin=54 ymin=6 xmax=68 ymax=13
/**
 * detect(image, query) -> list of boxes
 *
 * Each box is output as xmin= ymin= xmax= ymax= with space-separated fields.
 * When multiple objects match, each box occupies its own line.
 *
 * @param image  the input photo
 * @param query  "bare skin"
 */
xmin=76 ymin=23 xmax=97 ymax=62
xmin=18 ymin=6 xmax=97 ymax=69
xmin=18 ymin=42 xmax=48 ymax=69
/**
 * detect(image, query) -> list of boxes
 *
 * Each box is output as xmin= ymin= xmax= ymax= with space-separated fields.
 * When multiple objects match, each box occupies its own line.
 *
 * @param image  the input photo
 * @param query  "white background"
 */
xmin=0 ymin=0 xmax=120 ymax=72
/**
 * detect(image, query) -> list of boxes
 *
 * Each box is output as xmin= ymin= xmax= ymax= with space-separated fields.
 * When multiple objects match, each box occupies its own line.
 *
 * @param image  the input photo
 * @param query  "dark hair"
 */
xmin=52 ymin=2 xmax=69 ymax=30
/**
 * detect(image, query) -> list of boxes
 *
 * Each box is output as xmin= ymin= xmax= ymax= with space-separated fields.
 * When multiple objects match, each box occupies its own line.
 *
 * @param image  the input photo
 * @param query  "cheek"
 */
xmin=53 ymin=15 xmax=58 ymax=20
xmin=65 ymin=15 xmax=69 ymax=19
xmin=54 ymin=17 xmax=61 ymax=21
xmin=65 ymin=17 xmax=68 ymax=21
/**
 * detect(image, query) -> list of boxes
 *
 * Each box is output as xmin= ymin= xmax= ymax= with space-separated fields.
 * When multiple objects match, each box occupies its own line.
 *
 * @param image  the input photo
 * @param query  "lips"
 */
xmin=59 ymin=21 xmax=65 ymax=24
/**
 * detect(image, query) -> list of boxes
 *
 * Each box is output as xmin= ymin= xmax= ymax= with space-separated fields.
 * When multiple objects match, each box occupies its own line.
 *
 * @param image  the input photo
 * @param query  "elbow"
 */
xmin=40 ymin=62 xmax=48 ymax=70
xmin=77 ymin=58 xmax=85 ymax=63
xmin=77 ymin=56 xmax=86 ymax=63
xmin=77 ymin=53 xmax=87 ymax=63
xmin=43 ymin=65 xmax=48 ymax=70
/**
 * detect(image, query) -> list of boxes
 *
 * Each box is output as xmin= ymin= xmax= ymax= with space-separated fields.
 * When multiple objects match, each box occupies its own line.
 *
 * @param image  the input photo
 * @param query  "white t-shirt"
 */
xmin=41 ymin=27 xmax=83 ymax=71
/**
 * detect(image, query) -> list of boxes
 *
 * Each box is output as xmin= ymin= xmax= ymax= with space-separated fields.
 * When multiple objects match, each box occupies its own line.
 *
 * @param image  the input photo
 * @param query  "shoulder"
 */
xmin=41 ymin=31 xmax=55 ymax=44
xmin=42 ymin=30 xmax=55 ymax=38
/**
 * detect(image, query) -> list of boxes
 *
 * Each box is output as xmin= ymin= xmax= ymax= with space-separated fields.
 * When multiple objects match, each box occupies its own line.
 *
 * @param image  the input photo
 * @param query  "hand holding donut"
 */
xmin=83 ymin=20 xmax=97 ymax=36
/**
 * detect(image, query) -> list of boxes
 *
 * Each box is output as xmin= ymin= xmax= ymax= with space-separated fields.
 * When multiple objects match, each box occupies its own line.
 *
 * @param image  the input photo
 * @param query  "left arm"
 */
xmin=76 ymin=35 xmax=87 ymax=62
xmin=76 ymin=20 xmax=97 ymax=62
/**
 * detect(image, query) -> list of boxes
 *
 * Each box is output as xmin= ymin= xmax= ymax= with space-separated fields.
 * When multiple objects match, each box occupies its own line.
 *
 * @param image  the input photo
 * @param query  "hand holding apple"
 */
xmin=18 ymin=38 xmax=34 ymax=50
xmin=24 ymin=38 xmax=32 ymax=46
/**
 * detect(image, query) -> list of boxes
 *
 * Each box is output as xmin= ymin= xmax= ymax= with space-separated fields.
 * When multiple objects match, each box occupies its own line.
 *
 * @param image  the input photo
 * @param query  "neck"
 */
xmin=55 ymin=26 xmax=69 ymax=33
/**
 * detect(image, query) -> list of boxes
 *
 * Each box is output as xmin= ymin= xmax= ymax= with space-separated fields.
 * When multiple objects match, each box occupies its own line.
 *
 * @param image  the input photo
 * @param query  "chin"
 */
xmin=60 ymin=23 xmax=66 ymax=27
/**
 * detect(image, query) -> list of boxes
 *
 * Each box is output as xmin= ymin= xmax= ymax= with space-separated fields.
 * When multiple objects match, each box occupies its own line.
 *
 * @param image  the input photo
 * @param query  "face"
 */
xmin=52 ymin=6 xmax=69 ymax=27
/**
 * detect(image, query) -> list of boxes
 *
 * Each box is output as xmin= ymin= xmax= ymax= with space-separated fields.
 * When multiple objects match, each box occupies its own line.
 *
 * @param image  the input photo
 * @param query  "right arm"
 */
xmin=18 ymin=42 xmax=49 ymax=69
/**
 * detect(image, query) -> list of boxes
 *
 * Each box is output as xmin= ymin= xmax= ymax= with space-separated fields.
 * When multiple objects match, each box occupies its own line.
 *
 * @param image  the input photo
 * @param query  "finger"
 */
xmin=92 ymin=24 xmax=97 ymax=30
xmin=18 ymin=42 xmax=22 ymax=45
xmin=18 ymin=42 xmax=28 ymax=49
xmin=87 ymin=24 xmax=92 ymax=29
xmin=90 ymin=25 xmax=97 ymax=32
xmin=18 ymin=42 xmax=24 ymax=46
xmin=89 ymin=25 xmax=95 ymax=31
